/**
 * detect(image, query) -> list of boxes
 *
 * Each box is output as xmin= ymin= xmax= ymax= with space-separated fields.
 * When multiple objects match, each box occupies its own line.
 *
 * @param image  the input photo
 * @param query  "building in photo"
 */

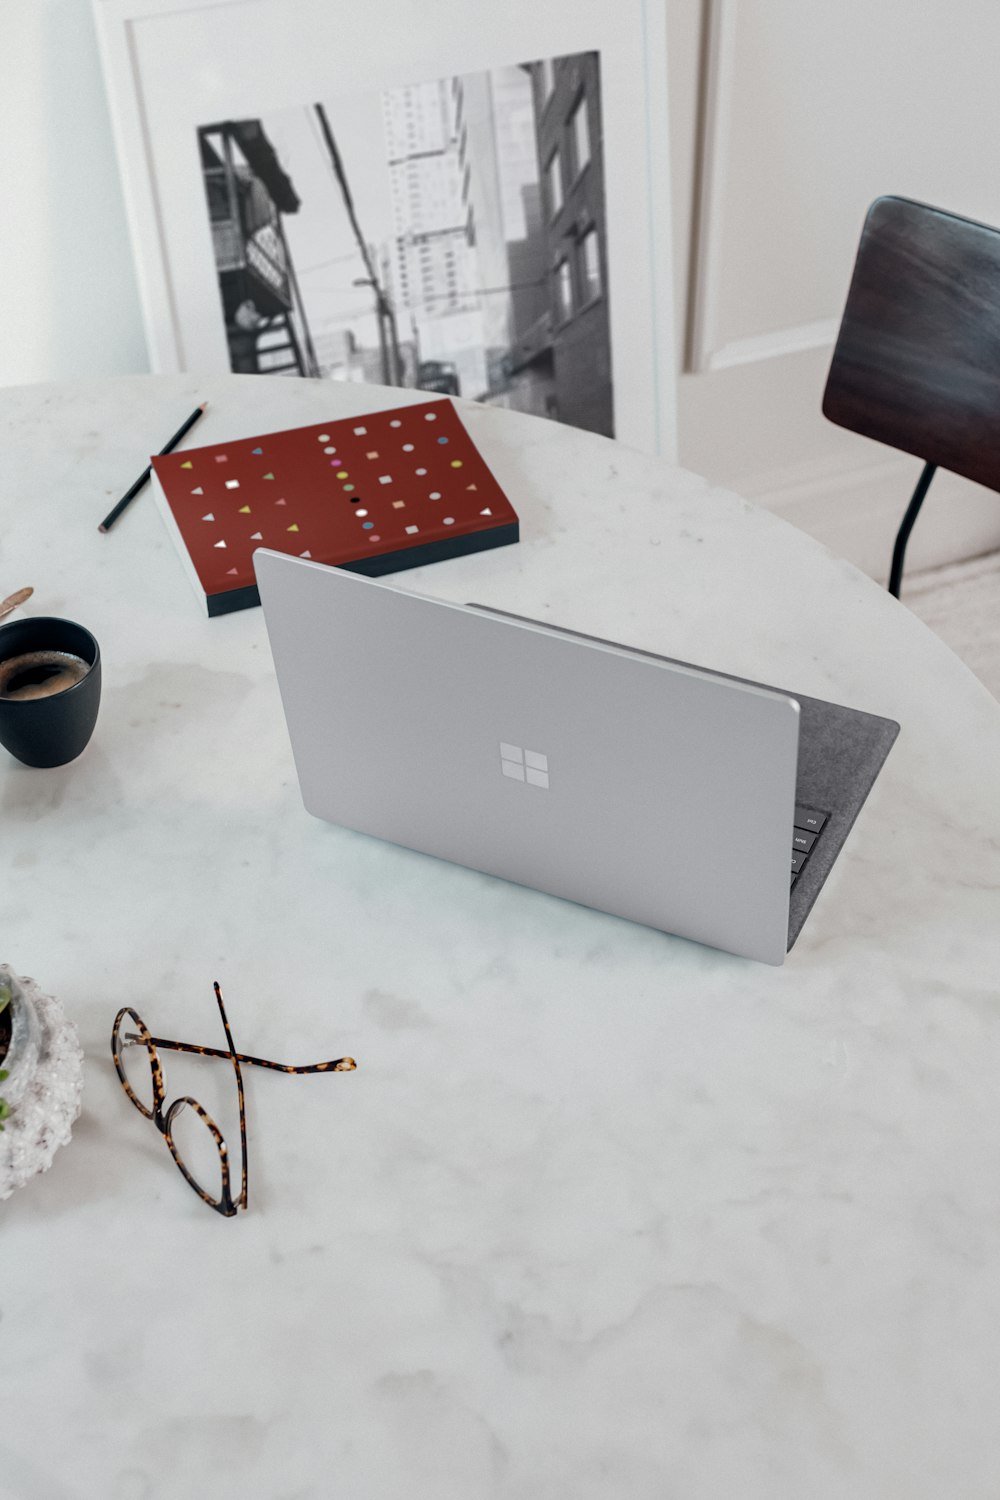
xmin=527 ymin=53 xmax=612 ymax=436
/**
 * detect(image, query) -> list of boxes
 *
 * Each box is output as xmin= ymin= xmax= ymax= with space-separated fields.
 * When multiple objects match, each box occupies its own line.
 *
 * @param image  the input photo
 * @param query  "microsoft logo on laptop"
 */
xmin=499 ymin=742 xmax=549 ymax=789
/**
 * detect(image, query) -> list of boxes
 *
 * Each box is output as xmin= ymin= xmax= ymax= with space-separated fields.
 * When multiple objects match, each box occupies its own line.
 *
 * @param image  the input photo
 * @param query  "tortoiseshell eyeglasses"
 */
xmin=111 ymin=982 xmax=356 ymax=1216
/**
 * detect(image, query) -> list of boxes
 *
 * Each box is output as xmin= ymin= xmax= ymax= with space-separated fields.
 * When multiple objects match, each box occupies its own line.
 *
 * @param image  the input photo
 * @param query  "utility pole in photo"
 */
xmin=314 ymin=102 xmax=404 ymax=386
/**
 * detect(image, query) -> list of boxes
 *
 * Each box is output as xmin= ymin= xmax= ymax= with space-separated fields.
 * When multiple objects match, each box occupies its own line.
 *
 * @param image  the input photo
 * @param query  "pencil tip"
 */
xmin=199 ymin=401 xmax=208 ymax=411
xmin=98 ymin=524 xmax=108 ymax=533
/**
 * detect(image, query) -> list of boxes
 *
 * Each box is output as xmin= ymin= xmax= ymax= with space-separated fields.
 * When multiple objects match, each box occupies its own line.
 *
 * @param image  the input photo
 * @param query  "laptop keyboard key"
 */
xmin=794 ymin=806 xmax=828 ymax=835
xmin=791 ymin=807 xmax=829 ymax=889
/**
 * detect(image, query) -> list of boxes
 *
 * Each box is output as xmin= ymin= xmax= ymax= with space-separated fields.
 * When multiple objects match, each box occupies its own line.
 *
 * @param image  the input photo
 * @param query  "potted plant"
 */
xmin=0 ymin=966 xmax=83 ymax=1199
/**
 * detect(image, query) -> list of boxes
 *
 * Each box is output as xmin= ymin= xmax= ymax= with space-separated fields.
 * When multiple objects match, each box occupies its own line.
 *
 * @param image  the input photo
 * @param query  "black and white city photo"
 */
xmin=198 ymin=52 xmax=613 ymax=437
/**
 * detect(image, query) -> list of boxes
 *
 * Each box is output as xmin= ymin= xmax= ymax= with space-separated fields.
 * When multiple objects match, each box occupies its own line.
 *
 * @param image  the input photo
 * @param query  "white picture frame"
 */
xmin=93 ymin=0 xmax=677 ymax=456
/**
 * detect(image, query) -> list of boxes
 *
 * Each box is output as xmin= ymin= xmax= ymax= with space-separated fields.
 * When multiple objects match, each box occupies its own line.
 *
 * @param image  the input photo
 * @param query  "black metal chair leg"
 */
xmin=889 ymin=461 xmax=937 ymax=598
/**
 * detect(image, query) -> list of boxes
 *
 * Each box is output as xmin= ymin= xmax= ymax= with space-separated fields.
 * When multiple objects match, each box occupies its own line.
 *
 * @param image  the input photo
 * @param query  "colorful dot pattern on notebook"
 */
xmin=151 ymin=399 xmax=518 ymax=611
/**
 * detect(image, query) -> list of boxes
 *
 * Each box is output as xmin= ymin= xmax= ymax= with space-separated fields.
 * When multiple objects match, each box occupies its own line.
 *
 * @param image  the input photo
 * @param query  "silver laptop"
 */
xmin=255 ymin=549 xmax=899 ymax=965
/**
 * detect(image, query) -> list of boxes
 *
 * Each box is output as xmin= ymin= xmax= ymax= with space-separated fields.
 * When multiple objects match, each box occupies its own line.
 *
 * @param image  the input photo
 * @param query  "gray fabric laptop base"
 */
xmin=787 ymin=692 xmax=899 ymax=949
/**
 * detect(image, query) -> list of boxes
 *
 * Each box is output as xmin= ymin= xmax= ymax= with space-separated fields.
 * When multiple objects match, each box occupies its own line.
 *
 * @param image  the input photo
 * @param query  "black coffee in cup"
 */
xmin=0 ymin=649 xmax=91 ymax=702
xmin=0 ymin=618 xmax=101 ymax=767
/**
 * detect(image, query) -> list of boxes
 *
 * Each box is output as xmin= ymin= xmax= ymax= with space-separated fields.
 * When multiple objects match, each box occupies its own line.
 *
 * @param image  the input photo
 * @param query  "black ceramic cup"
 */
xmin=0 ymin=617 xmax=101 ymax=768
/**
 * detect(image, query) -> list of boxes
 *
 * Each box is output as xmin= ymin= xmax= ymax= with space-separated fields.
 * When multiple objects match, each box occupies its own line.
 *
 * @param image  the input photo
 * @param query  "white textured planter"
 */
xmin=0 ymin=966 xmax=84 ymax=1200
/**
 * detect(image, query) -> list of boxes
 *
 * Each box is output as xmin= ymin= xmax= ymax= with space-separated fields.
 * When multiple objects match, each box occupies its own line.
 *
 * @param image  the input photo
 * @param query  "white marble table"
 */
xmin=1 ymin=375 xmax=999 ymax=1500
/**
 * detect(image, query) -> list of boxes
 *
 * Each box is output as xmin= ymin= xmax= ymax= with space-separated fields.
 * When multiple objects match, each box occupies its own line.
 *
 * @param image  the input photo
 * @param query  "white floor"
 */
xmin=903 ymin=548 xmax=1000 ymax=701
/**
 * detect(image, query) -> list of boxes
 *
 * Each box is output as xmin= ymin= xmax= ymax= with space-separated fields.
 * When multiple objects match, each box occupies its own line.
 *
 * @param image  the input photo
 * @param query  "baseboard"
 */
xmin=738 ymin=453 xmax=1000 ymax=583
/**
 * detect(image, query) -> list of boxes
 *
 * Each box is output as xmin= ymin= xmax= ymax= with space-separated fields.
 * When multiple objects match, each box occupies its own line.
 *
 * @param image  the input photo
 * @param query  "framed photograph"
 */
xmin=94 ymin=0 xmax=677 ymax=455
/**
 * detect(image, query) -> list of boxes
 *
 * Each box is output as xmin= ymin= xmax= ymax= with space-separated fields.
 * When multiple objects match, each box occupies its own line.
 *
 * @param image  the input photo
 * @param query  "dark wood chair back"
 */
xmin=823 ymin=195 xmax=1000 ymax=593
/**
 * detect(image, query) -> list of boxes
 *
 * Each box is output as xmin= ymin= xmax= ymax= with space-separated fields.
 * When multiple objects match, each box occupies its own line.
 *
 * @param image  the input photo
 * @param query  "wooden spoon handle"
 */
xmin=0 ymin=587 xmax=33 ymax=622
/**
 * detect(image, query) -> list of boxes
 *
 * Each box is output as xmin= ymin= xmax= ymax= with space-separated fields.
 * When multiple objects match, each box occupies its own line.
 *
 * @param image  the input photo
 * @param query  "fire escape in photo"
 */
xmin=199 ymin=120 xmax=319 ymax=377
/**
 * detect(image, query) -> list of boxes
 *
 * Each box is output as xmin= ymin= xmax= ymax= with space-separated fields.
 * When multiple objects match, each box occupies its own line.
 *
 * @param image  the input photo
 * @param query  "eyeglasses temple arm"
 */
xmin=212 ymin=983 xmax=248 ymax=1213
xmin=136 ymin=1034 xmax=357 ymax=1074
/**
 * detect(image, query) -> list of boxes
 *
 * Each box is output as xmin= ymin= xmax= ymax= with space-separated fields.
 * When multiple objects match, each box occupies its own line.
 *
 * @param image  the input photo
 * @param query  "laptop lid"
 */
xmin=470 ymin=604 xmax=901 ymax=955
xmin=255 ymin=550 xmax=802 ymax=964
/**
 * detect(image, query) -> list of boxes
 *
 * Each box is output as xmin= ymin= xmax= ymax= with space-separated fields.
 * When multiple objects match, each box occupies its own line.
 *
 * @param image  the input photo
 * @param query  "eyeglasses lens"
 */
xmin=168 ymin=1099 xmax=226 ymax=1205
xmin=118 ymin=1027 xmax=156 ymax=1115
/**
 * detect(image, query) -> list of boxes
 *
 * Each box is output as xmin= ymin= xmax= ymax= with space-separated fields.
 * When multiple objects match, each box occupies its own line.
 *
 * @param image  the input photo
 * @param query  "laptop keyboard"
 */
xmin=790 ymin=805 xmax=830 ymax=887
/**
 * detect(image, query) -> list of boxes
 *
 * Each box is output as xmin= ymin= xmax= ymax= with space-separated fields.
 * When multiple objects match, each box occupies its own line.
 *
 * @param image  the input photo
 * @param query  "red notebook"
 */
xmin=150 ymin=398 xmax=519 ymax=616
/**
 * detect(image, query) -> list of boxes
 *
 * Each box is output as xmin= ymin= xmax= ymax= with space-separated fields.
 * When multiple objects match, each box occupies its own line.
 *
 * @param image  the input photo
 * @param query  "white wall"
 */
xmin=0 ymin=0 xmax=147 ymax=387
